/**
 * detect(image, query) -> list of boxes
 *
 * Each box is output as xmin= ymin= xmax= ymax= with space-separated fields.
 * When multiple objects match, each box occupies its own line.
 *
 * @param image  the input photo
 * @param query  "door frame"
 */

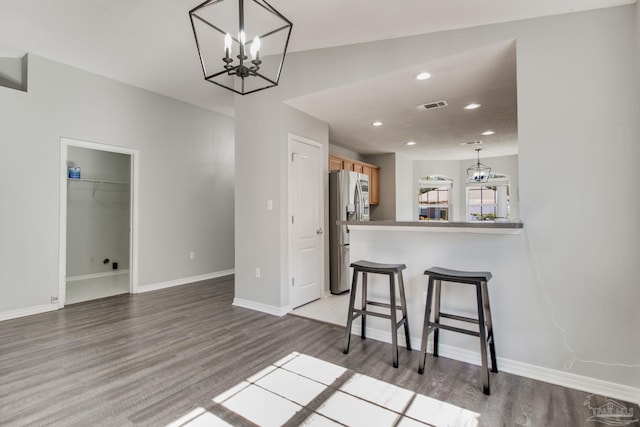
xmin=58 ymin=137 xmax=140 ymax=308
xmin=287 ymin=133 xmax=324 ymax=309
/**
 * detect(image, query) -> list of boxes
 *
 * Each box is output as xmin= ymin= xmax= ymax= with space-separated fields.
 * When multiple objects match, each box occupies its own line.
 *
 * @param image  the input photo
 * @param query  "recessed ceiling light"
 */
xmin=481 ymin=130 xmax=495 ymax=136
xmin=406 ymin=141 xmax=417 ymax=146
xmin=463 ymin=103 xmax=482 ymax=110
xmin=416 ymin=72 xmax=431 ymax=81
xmin=372 ymin=121 xmax=383 ymax=127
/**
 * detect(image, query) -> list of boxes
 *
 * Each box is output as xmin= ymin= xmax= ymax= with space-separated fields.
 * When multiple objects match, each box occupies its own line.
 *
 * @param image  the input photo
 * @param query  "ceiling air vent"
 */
xmin=416 ymin=100 xmax=448 ymax=111
xmin=460 ymin=140 xmax=483 ymax=146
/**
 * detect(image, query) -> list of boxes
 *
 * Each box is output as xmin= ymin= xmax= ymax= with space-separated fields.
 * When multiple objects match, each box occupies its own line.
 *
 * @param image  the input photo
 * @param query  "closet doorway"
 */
xmin=58 ymin=138 xmax=139 ymax=306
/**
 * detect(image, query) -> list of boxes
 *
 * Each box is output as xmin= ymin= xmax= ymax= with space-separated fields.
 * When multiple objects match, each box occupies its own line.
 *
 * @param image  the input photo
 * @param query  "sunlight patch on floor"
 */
xmin=201 ymin=352 xmax=480 ymax=427
xmin=165 ymin=407 xmax=231 ymax=427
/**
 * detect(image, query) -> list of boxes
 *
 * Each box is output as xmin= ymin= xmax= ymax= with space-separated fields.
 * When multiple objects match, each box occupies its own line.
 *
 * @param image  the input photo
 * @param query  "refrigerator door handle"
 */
xmin=355 ymin=178 xmax=362 ymax=220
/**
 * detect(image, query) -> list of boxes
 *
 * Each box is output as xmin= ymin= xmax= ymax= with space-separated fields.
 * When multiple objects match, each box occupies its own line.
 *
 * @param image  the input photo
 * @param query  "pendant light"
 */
xmin=466 ymin=148 xmax=492 ymax=183
xmin=189 ymin=0 xmax=292 ymax=95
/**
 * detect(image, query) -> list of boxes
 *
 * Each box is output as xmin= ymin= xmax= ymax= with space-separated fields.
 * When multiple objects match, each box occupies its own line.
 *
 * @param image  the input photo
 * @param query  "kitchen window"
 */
xmin=418 ymin=176 xmax=452 ymax=221
xmin=466 ymin=175 xmax=510 ymax=221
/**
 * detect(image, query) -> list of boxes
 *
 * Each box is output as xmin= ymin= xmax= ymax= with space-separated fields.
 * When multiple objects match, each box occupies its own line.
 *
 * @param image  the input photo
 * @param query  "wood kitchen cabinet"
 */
xmin=328 ymin=154 xmax=380 ymax=205
xmin=328 ymin=156 xmax=343 ymax=172
xmin=342 ymin=159 xmax=356 ymax=171
xmin=368 ymin=167 xmax=379 ymax=205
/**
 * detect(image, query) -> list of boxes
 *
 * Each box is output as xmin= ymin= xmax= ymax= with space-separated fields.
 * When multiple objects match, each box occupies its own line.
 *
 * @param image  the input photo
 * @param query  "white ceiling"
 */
xmin=286 ymin=40 xmax=518 ymax=160
xmin=0 ymin=0 xmax=634 ymax=159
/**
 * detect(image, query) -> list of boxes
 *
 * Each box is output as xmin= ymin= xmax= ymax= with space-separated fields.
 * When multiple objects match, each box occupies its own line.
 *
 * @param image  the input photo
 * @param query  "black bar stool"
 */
xmin=418 ymin=266 xmax=498 ymax=395
xmin=343 ymin=260 xmax=411 ymax=368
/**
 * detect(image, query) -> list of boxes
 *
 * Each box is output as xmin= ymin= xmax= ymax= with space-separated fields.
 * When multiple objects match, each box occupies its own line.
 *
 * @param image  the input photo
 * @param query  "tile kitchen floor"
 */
xmin=291 ymin=293 xmax=349 ymax=326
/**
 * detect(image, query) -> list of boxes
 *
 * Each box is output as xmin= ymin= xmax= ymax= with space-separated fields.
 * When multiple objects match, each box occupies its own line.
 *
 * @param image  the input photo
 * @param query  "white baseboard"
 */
xmin=497 ymin=357 xmax=640 ymax=406
xmin=66 ymin=269 xmax=129 ymax=282
xmin=0 ymin=304 xmax=58 ymax=322
xmin=136 ymin=269 xmax=234 ymax=293
xmin=1 ymin=270 xmax=235 ymax=322
xmin=349 ymin=324 xmax=640 ymax=405
xmin=233 ymin=298 xmax=290 ymax=317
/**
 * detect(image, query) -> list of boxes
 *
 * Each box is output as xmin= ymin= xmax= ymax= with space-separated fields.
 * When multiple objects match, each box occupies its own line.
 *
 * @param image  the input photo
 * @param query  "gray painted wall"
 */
xmin=638 ymin=0 xmax=640 ymax=53
xmin=234 ymin=5 xmax=640 ymax=388
xmin=365 ymin=153 xmax=396 ymax=221
xmin=67 ymin=147 xmax=130 ymax=275
xmin=328 ymin=143 xmax=363 ymax=161
xmin=0 ymin=54 xmax=235 ymax=313
xmin=0 ymin=55 xmax=27 ymax=91
xmin=394 ymin=153 xmax=414 ymax=221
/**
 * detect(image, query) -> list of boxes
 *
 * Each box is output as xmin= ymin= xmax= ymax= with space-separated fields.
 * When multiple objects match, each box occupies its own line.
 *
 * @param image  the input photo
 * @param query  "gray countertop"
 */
xmin=336 ymin=221 xmax=524 ymax=230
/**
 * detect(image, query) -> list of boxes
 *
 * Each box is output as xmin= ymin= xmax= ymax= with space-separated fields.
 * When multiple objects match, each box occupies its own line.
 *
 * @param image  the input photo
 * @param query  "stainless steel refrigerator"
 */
xmin=329 ymin=170 xmax=370 ymax=294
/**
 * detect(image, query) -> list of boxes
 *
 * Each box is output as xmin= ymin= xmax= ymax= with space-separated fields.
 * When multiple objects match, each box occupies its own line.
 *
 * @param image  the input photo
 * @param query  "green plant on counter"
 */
xmin=471 ymin=212 xmax=496 ymax=221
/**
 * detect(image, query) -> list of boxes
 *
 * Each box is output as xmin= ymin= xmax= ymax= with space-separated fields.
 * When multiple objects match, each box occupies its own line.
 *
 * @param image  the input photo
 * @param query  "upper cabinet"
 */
xmin=329 ymin=154 xmax=380 ymax=205
xmin=368 ymin=167 xmax=379 ymax=205
xmin=329 ymin=156 xmax=343 ymax=173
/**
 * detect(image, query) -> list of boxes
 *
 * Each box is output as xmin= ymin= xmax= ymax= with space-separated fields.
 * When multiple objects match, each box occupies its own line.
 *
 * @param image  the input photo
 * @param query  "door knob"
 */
xmin=316 ymin=228 xmax=323 ymax=235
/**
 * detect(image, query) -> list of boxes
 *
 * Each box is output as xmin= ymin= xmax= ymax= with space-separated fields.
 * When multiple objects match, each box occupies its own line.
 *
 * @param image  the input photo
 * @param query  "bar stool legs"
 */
xmin=397 ymin=271 xmax=411 ymax=354
xmin=475 ymin=281 xmax=490 ymax=394
xmin=432 ymin=278 xmax=441 ymax=358
xmin=343 ymin=268 xmax=360 ymax=355
xmin=343 ymin=260 xmax=410 ymax=368
xmin=482 ymin=280 xmax=498 ymax=375
xmin=389 ymin=272 xmax=398 ymax=367
xmin=418 ymin=267 xmax=498 ymax=395
xmin=418 ymin=276 xmax=436 ymax=372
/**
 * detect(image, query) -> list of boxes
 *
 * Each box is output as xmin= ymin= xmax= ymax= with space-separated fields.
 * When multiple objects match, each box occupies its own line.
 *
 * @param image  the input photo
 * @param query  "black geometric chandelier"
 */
xmin=189 ymin=0 xmax=293 ymax=95
xmin=466 ymin=148 xmax=492 ymax=183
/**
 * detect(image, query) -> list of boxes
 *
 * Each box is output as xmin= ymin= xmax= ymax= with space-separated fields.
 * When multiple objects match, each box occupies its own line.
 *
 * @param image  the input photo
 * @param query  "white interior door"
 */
xmin=289 ymin=135 xmax=323 ymax=309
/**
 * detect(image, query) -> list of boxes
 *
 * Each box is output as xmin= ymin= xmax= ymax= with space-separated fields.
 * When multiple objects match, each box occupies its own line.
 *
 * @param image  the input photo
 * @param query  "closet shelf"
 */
xmin=67 ymin=178 xmax=129 ymax=186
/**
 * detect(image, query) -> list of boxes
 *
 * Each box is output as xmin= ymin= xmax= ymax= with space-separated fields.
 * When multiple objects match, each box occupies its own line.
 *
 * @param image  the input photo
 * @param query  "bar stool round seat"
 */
xmin=343 ymin=260 xmax=411 ymax=368
xmin=418 ymin=266 xmax=498 ymax=395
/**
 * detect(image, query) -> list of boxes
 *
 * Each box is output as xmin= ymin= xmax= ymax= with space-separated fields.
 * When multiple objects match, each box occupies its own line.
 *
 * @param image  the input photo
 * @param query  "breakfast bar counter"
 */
xmin=339 ymin=219 xmax=528 ymax=365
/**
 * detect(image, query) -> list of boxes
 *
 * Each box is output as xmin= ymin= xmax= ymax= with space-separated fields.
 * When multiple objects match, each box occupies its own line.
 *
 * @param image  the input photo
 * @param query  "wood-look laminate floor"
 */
xmin=0 ymin=277 xmax=637 ymax=427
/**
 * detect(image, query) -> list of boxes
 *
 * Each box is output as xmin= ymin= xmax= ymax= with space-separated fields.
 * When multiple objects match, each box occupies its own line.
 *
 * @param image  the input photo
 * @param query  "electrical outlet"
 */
xmin=267 ymin=200 xmax=273 ymax=211
xmin=255 ymin=267 xmax=261 ymax=278
xmin=189 ymin=251 xmax=195 ymax=260
xmin=51 ymin=296 xmax=58 ymax=304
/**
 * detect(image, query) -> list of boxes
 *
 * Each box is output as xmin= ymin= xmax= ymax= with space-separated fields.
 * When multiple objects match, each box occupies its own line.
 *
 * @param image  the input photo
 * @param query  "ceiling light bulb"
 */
xmin=464 ymin=103 xmax=482 ymax=110
xmin=372 ymin=121 xmax=383 ymax=127
xmin=224 ymin=33 xmax=232 ymax=57
xmin=406 ymin=141 xmax=417 ymax=146
xmin=416 ymin=72 xmax=431 ymax=80
xmin=250 ymin=36 xmax=261 ymax=60
xmin=481 ymin=130 xmax=495 ymax=136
